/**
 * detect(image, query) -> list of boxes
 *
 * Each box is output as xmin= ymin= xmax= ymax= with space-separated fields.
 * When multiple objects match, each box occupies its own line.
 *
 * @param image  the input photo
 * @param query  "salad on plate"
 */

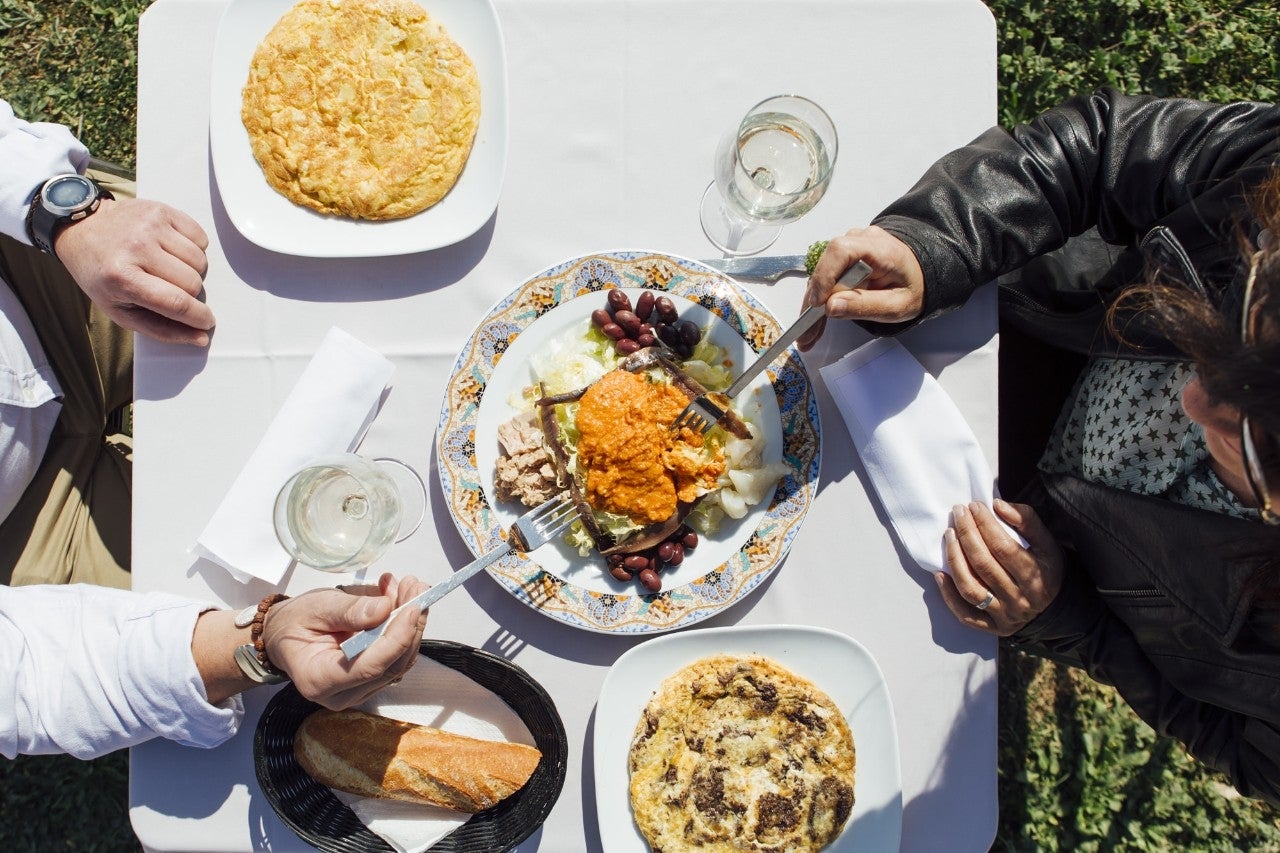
xmin=494 ymin=288 xmax=789 ymax=593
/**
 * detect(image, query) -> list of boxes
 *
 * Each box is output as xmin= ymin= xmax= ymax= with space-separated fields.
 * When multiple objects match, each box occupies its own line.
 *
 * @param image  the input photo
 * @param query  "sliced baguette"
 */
xmin=294 ymin=708 xmax=542 ymax=813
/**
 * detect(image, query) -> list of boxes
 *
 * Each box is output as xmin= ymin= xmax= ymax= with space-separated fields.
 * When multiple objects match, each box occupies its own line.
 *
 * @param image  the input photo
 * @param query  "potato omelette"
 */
xmin=241 ymin=0 xmax=481 ymax=220
xmin=629 ymin=654 xmax=855 ymax=852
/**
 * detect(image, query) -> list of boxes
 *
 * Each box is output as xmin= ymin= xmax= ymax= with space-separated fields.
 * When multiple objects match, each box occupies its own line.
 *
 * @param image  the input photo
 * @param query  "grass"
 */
xmin=0 ymin=1 xmax=146 ymax=168
xmin=995 ymin=650 xmax=1280 ymax=851
xmin=0 ymin=750 xmax=133 ymax=851
xmin=2 ymin=0 xmax=1279 ymax=850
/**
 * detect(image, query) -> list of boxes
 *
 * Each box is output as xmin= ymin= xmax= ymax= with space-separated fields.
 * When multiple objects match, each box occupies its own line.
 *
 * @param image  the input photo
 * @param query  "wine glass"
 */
xmin=273 ymin=454 xmax=426 ymax=573
xmin=699 ymin=94 xmax=838 ymax=256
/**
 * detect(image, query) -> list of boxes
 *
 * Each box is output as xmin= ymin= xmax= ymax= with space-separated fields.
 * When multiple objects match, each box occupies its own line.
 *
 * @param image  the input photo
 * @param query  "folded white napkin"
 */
xmin=820 ymin=337 xmax=1017 ymax=575
xmin=335 ymin=655 xmax=538 ymax=853
xmin=193 ymin=327 xmax=395 ymax=585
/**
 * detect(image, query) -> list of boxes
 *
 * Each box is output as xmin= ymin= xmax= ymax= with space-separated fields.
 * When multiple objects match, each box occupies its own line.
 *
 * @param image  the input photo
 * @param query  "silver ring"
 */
xmin=389 ymin=676 xmax=403 ymax=686
xmin=975 ymin=590 xmax=996 ymax=611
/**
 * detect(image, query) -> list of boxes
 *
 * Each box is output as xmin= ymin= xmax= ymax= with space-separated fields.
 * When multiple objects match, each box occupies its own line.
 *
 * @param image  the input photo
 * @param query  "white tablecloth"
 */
xmin=130 ymin=1 xmax=1000 ymax=850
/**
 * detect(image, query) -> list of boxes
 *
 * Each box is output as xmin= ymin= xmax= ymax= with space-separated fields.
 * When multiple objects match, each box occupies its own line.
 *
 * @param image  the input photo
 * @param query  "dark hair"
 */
xmin=1110 ymin=167 xmax=1280 ymax=631
xmin=1114 ymin=171 xmax=1280 ymax=434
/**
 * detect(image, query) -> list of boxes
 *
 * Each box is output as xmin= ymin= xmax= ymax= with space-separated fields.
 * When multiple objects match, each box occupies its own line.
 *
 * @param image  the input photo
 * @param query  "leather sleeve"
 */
xmin=1013 ymin=575 xmax=1280 ymax=807
xmin=871 ymin=88 xmax=1280 ymax=328
xmin=1011 ymin=475 xmax=1280 ymax=807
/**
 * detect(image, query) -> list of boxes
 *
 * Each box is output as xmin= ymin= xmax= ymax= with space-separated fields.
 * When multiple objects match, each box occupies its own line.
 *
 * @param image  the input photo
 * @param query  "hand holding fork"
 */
xmin=340 ymin=494 xmax=577 ymax=660
xmin=672 ymin=260 xmax=872 ymax=434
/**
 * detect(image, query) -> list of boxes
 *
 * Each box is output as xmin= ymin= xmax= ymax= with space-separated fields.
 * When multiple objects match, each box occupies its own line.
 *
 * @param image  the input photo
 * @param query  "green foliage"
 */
xmin=986 ymin=0 xmax=1280 ymax=128
xmin=0 ymin=750 xmax=136 ymax=851
xmin=0 ymin=0 xmax=154 ymax=168
xmin=997 ymin=649 xmax=1280 ymax=851
xmin=805 ymin=240 xmax=829 ymax=275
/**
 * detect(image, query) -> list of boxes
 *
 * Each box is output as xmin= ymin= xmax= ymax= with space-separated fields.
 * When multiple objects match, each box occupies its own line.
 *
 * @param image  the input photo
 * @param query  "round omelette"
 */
xmin=629 ymin=654 xmax=855 ymax=851
xmin=241 ymin=0 xmax=481 ymax=220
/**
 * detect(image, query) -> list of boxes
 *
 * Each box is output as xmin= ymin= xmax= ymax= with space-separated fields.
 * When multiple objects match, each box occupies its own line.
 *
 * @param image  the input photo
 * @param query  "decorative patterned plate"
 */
xmin=436 ymin=251 xmax=820 ymax=633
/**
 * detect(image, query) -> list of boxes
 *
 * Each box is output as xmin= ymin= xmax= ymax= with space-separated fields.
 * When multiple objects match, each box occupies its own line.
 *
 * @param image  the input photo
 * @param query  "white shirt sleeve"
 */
xmin=0 ymin=277 xmax=63 ymax=523
xmin=0 ymin=99 xmax=84 ymax=521
xmin=0 ymin=98 xmax=90 ymax=244
xmin=0 ymin=584 xmax=244 ymax=759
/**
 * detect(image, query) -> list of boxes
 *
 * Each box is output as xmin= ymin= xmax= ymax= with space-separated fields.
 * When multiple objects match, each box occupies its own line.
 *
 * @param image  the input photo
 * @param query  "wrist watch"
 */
xmin=25 ymin=173 xmax=114 ymax=257
xmin=232 ymin=603 xmax=289 ymax=685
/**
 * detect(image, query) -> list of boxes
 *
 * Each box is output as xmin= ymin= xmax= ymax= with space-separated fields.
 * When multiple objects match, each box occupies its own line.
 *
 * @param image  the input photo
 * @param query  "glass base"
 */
xmin=699 ymin=183 xmax=782 ymax=256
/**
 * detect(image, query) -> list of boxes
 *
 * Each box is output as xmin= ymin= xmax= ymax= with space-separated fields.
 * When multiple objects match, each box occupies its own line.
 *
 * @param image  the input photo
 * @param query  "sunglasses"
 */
xmin=1239 ymin=246 xmax=1280 ymax=524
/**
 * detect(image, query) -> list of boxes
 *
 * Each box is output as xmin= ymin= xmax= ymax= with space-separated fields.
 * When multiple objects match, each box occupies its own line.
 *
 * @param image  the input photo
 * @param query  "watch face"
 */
xmin=44 ymin=175 xmax=94 ymax=213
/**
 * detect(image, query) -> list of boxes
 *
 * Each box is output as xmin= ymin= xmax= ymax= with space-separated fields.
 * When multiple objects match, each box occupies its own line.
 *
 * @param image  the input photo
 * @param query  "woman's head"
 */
xmin=1122 ymin=167 xmax=1280 ymax=629
xmin=1119 ymin=168 xmax=1280 ymax=516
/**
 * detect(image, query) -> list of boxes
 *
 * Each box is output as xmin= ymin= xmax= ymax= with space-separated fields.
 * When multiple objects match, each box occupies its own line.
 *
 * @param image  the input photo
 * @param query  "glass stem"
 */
xmin=725 ymin=217 xmax=746 ymax=253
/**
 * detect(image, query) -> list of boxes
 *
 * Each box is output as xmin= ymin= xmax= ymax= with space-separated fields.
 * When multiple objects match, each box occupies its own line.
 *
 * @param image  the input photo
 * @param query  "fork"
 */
xmin=340 ymin=494 xmax=577 ymax=660
xmin=672 ymin=260 xmax=872 ymax=434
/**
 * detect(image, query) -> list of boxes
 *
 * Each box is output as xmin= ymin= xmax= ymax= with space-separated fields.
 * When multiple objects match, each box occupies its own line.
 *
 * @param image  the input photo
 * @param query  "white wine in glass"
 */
xmin=274 ymin=454 xmax=425 ymax=572
xmin=700 ymin=94 xmax=838 ymax=256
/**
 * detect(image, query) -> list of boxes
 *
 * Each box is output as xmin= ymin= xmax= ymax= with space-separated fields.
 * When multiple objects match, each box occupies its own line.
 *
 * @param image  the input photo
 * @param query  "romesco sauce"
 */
xmin=575 ymin=370 xmax=725 ymax=525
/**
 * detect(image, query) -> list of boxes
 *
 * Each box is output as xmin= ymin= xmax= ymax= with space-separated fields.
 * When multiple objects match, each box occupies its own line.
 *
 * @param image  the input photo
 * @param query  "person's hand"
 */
xmin=798 ymin=226 xmax=925 ymax=351
xmin=935 ymin=500 xmax=1064 ymax=636
xmin=52 ymin=196 xmax=215 ymax=346
xmin=262 ymin=573 xmax=429 ymax=710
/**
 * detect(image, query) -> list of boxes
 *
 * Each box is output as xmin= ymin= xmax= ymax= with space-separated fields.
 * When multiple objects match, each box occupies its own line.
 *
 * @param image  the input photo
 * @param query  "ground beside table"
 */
xmin=131 ymin=0 xmax=999 ymax=850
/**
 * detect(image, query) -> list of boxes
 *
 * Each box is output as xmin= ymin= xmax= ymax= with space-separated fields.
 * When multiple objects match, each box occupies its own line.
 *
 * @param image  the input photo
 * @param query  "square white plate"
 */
xmin=594 ymin=624 xmax=902 ymax=851
xmin=209 ymin=0 xmax=508 ymax=257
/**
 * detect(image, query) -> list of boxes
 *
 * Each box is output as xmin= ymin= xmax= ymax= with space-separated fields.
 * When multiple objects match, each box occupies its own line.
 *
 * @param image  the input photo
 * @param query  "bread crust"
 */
xmin=294 ymin=708 xmax=541 ymax=813
xmin=241 ymin=0 xmax=481 ymax=220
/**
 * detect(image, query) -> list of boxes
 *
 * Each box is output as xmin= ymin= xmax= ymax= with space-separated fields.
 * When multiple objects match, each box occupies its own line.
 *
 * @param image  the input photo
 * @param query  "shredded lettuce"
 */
xmin=678 ymin=336 xmax=734 ymax=390
xmin=532 ymin=321 xmax=620 ymax=394
xmin=566 ymin=508 xmax=644 ymax=557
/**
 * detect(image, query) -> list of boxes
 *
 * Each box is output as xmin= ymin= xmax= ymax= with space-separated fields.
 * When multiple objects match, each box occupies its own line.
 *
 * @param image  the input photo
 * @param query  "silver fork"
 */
xmin=672 ymin=260 xmax=872 ymax=434
xmin=340 ymin=494 xmax=577 ymax=660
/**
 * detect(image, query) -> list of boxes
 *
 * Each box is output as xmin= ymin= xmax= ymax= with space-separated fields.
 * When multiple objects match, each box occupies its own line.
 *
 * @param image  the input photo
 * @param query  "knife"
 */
xmin=698 ymin=254 xmax=807 ymax=281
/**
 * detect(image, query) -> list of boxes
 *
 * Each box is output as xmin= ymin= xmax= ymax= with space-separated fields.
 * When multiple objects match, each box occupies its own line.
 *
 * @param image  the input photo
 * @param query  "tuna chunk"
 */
xmin=494 ymin=410 xmax=560 ymax=506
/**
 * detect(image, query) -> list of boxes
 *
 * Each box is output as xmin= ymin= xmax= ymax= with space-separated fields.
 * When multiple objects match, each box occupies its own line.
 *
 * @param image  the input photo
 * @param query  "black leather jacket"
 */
xmin=871 ymin=88 xmax=1280 ymax=804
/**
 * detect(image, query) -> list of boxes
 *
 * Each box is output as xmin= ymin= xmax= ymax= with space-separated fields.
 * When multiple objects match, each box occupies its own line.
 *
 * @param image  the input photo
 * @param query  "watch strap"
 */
xmin=231 ymin=593 xmax=291 ymax=686
xmin=234 ymin=643 xmax=289 ymax=685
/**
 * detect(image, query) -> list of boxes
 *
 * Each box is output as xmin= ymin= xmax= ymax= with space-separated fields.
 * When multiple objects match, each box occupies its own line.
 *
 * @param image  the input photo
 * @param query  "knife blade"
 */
xmin=698 ymin=254 xmax=807 ymax=281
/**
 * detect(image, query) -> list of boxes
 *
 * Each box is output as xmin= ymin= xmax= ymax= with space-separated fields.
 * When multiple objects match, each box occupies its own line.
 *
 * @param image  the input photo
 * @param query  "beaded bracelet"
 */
xmin=233 ymin=593 xmax=290 ymax=685
xmin=252 ymin=593 xmax=290 ymax=673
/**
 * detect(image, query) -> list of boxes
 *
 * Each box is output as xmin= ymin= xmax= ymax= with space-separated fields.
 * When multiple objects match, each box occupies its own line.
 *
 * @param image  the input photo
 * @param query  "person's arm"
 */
xmin=0 ymin=584 xmax=240 ymax=759
xmin=801 ymin=88 xmax=1280 ymax=344
xmin=945 ymin=500 xmax=1280 ymax=806
xmin=1012 ymin=565 xmax=1280 ymax=806
xmin=192 ymin=573 xmax=428 ymax=708
xmin=0 ymin=575 xmax=428 ymax=760
xmin=0 ymin=99 xmax=88 ymax=240
xmin=0 ymin=97 xmax=215 ymax=346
